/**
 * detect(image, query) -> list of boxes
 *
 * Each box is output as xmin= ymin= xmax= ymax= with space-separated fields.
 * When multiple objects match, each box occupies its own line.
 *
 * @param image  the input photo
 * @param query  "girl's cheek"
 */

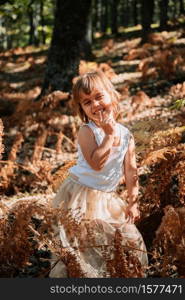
xmin=100 ymin=100 xmax=112 ymax=108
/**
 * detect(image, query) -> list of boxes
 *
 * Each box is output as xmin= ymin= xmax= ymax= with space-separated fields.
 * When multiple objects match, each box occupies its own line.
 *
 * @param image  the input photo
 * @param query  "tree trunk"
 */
xmin=133 ymin=0 xmax=138 ymax=26
xmin=159 ymin=0 xmax=169 ymax=30
xmin=83 ymin=10 xmax=94 ymax=60
xmin=100 ymin=0 xmax=108 ymax=34
xmin=141 ymin=0 xmax=154 ymax=42
xmin=92 ymin=0 xmax=98 ymax=32
xmin=119 ymin=0 xmax=125 ymax=27
xmin=179 ymin=0 xmax=185 ymax=14
xmin=86 ymin=10 xmax=93 ymax=45
xmin=38 ymin=0 xmax=92 ymax=98
xmin=126 ymin=0 xmax=130 ymax=25
xmin=110 ymin=0 xmax=119 ymax=35
xmin=172 ymin=0 xmax=177 ymax=19
xmin=28 ymin=0 xmax=35 ymax=45
xmin=121 ymin=0 xmax=130 ymax=27
xmin=40 ymin=0 xmax=46 ymax=44
xmin=33 ymin=2 xmax=40 ymax=46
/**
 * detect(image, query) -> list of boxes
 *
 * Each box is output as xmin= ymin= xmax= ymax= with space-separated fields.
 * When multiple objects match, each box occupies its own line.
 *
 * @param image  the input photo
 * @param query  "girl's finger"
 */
xmin=100 ymin=110 xmax=103 ymax=122
xmin=104 ymin=116 xmax=113 ymax=123
xmin=96 ymin=111 xmax=102 ymax=122
xmin=102 ymin=109 xmax=110 ymax=119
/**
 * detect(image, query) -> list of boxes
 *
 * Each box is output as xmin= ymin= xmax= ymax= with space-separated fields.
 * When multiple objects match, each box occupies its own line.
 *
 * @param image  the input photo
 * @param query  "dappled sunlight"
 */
xmin=3 ymin=61 xmax=31 ymax=73
xmin=0 ymin=0 xmax=185 ymax=280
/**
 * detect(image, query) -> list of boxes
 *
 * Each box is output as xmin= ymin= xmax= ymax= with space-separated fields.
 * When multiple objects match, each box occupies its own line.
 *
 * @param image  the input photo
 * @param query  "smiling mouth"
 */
xmin=93 ymin=109 xmax=104 ymax=115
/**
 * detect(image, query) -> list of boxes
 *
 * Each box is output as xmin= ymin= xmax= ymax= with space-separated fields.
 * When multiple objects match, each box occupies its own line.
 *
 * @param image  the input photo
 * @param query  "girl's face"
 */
xmin=80 ymin=88 xmax=113 ymax=124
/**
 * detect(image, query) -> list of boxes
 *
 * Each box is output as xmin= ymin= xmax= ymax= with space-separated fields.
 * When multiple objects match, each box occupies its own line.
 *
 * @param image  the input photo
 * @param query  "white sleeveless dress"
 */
xmin=49 ymin=121 xmax=148 ymax=278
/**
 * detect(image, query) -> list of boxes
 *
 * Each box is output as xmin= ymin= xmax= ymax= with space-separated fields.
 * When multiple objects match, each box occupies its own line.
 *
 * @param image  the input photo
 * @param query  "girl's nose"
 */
xmin=92 ymin=99 xmax=100 ymax=108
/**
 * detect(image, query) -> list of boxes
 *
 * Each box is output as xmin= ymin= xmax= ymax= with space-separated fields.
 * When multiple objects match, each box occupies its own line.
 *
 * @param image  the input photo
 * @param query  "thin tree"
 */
xmin=110 ymin=0 xmax=119 ymax=35
xmin=39 ymin=0 xmax=46 ymax=45
xmin=159 ymin=0 xmax=169 ymax=30
xmin=172 ymin=0 xmax=178 ymax=19
xmin=121 ymin=0 xmax=130 ymax=27
xmin=141 ymin=0 xmax=154 ymax=42
xmin=100 ymin=0 xmax=108 ymax=34
xmin=27 ymin=0 xmax=35 ymax=45
xmin=37 ymin=0 xmax=92 ymax=99
xmin=133 ymin=0 xmax=138 ymax=26
xmin=179 ymin=0 xmax=185 ymax=14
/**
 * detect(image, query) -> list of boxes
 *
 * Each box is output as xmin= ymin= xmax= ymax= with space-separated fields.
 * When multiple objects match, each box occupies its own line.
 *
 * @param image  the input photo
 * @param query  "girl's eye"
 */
xmin=96 ymin=94 xmax=103 ymax=100
xmin=84 ymin=101 xmax=91 ymax=105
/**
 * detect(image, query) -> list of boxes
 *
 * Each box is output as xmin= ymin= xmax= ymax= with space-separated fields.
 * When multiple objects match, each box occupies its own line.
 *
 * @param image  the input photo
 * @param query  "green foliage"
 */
xmin=0 ymin=0 xmax=54 ymax=49
xmin=1 ymin=0 xmax=185 ymax=50
xmin=170 ymin=99 xmax=185 ymax=110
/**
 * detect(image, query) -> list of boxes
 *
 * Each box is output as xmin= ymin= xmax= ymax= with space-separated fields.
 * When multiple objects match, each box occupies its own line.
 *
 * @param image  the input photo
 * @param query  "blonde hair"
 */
xmin=72 ymin=70 xmax=120 ymax=123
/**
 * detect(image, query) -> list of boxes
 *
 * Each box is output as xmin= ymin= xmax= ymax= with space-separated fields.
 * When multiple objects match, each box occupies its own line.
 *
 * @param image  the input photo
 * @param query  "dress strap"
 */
xmin=86 ymin=121 xmax=104 ymax=145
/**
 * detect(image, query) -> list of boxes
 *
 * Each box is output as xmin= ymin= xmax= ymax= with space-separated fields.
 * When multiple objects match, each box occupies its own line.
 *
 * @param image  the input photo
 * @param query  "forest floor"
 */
xmin=0 ymin=27 xmax=185 ymax=277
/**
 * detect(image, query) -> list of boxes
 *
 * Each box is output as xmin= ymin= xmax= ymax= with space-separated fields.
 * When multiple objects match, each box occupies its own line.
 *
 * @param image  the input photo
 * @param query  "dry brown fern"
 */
xmin=169 ymin=82 xmax=185 ymax=100
xmin=151 ymin=206 xmax=185 ymax=277
xmin=140 ymin=144 xmax=185 ymax=217
xmin=137 ymin=45 xmax=185 ymax=81
xmin=63 ymin=249 xmax=87 ymax=278
xmin=134 ymin=124 xmax=185 ymax=164
xmin=0 ymin=130 xmax=24 ymax=191
xmin=0 ymin=119 xmax=4 ymax=159
xmin=103 ymin=229 xmax=144 ymax=278
xmin=31 ymin=125 xmax=48 ymax=163
xmin=0 ymin=194 xmax=151 ymax=278
xmin=0 ymin=200 xmax=56 ymax=277
xmin=0 ymin=110 xmax=78 ymax=193
xmin=131 ymin=119 xmax=169 ymax=161
xmin=146 ymin=126 xmax=185 ymax=154
xmin=8 ymin=132 xmax=24 ymax=162
xmin=52 ymin=160 xmax=76 ymax=192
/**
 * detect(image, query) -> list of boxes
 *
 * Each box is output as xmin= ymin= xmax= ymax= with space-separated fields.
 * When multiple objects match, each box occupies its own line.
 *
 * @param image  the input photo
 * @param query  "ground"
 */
xmin=0 ymin=28 xmax=185 ymax=277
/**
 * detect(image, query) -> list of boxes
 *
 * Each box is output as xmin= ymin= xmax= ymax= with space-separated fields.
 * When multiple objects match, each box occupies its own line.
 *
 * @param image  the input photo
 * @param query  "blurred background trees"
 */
xmin=0 ymin=1 xmax=185 ymax=278
xmin=0 ymin=0 xmax=185 ymax=93
xmin=0 ymin=0 xmax=54 ymax=50
xmin=1 ymin=0 xmax=184 ymax=51
xmin=40 ymin=0 xmax=92 ymax=96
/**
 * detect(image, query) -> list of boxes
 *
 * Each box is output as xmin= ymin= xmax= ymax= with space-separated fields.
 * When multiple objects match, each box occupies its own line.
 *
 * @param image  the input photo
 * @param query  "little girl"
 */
xmin=49 ymin=71 xmax=148 ymax=278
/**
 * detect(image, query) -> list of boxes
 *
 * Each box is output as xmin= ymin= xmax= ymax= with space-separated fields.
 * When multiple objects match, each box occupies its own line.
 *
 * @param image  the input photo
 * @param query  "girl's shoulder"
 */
xmin=117 ymin=122 xmax=131 ymax=135
xmin=78 ymin=123 xmax=95 ymax=142
xmin=78 ymin=123 xmax=92 ymax=134
xmin=78 ymin=121 xmax=100 ymax=136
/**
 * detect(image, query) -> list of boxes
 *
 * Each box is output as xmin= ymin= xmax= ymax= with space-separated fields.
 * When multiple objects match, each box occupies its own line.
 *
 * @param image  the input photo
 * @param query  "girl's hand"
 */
xmin=97 ymin=109 xmax=116 ymax=135
xmin=125 ymin=202 xmax=140 ymax=223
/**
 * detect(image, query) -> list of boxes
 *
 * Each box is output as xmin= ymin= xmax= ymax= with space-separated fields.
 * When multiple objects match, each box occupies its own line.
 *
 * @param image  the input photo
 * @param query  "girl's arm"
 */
xmin=78 ymin=125 xmax=115 ymax=171
xmin=124 ymin=134 xmax=140 ymax=222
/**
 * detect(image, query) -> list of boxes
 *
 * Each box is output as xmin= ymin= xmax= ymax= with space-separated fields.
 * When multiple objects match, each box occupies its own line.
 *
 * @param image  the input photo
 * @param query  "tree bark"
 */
xmin=172 ymin=0 xmax=178 ymax=18
xmin=40 ymin=0 xmax=46 ymax=44
xmin=28 ymin=0 xmax=35 ymax=45
xmin=141 ymin=0 xmax=154 ymax=42
xmin=100 ymin=0 xmax=108 ymax=34
xmin=159 ymin=0 xmax=169 ymax=30
xmin=179 ymin=0 xmax=185 ymax=14
xmin=86 ymin=10 xmax=93 ymax=45
xmin=39 ymin=0 xmax=92 ymax=98
xmin=133 ymin=0 xmax=138 ymax=26
xmin=119 ymin=0 xmax=127 ymax=27
xmin=92 ymin=0 xmax=98 ymax=32
xmin=110 ymin=0 xmax=119 ymax=35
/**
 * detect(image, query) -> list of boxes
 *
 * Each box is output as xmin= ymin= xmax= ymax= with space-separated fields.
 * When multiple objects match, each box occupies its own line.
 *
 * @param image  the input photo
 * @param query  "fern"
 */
xmin=170 ymin=98 xmax=185 ymax=110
